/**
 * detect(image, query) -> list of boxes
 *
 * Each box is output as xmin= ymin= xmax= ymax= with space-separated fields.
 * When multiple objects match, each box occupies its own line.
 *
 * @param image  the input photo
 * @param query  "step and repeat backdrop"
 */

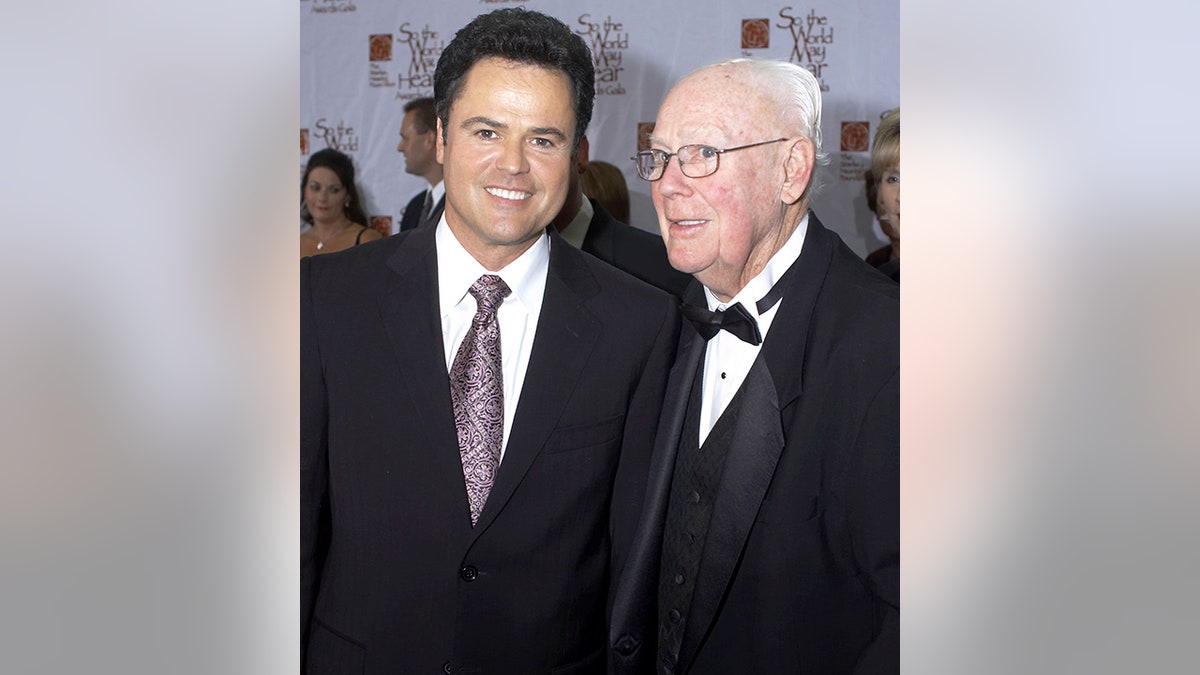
xmin=301 ymin=0 xmax=898 ymax=256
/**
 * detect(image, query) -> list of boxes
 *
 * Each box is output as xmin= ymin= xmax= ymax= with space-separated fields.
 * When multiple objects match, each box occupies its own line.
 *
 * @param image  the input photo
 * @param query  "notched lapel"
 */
xmin=376 ymin=230 xmax=465 ymax=499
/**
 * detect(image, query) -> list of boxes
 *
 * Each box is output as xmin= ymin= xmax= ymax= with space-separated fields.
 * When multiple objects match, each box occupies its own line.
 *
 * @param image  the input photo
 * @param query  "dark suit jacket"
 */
xmin=399 ymin=188 xmax=445 ymax=232
xmin=609 ymin=213 xmax=899 ymax=675
xmin=581 ymin=199 xmax=691 ymax=300
xmin=302 ymin=225 xmax=680 ymax=674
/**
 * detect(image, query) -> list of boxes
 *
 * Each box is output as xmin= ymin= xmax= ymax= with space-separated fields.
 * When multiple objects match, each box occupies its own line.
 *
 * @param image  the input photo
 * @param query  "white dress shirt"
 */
xmin=436 ymin=221 xmax=550 ymax=460
xmin=698 ymin=213 xmax=809 ymax=445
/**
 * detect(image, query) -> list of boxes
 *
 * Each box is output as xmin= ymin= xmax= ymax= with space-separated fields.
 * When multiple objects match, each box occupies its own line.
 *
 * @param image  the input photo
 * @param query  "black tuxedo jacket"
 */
xmin=581 ymin=199 xmax=691 ymax=300
xmin=399 ymin=188 xmax=445 ymax=232
xmin=609 ymin=214 xmax=899 ymax=674
xmin=302 ymin=224 xmax=680 ymax=674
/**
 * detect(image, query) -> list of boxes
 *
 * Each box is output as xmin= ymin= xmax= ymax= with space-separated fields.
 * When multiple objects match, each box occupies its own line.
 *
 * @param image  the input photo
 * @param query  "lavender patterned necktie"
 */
xmin=449 ymin=274 xmax=511 ymax=525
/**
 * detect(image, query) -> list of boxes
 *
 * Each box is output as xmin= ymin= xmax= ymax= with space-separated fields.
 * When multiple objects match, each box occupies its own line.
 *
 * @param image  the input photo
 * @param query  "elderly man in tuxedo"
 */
xmin=302 ymin=9 xmax=679 ymax=674
xmin=610 ymin=58 xmax=899 ymax=675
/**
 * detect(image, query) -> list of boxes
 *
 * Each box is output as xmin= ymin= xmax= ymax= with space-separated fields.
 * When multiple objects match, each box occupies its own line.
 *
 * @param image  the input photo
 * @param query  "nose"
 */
xmin=654 ymin=157 xmax=691 ymax=199
xmin=495 ymin=138 xmax=529 ymax=174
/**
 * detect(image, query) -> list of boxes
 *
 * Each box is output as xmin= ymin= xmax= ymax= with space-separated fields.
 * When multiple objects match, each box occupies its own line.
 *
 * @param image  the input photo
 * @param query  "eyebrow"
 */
xmin=460 ymin=116 xmax=567 ymax=142
xmin=460 ymin=115 xmax=505 ymax=131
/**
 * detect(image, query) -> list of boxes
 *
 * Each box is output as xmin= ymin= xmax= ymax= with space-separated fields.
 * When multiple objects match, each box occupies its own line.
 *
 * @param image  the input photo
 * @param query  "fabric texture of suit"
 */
xmin=302 ymin=224 xmax=680 ymax=674
xmin=399 ymin=189 xmax=445 ymax=232
xmin=580 ymin=199 xmax=691 ymax=299
xmin=609 ymin=213 xmax=899 ymax=675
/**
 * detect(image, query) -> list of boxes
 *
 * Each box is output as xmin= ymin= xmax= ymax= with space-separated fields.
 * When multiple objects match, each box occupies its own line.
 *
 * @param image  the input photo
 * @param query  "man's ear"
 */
xmin=780 ymin=137 xmax=815 ymax=205
xmin=435 ymin=118 xmax=445 ymax=163
xmin=574 ymin=135 xmax=590 ymax=175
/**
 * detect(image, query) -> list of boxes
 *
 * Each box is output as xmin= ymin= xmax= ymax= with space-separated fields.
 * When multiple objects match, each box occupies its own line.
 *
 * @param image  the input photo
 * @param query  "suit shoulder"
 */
xmin=575 ymin=245 xmax=676 ymax=308
xmin=302 ymin=233 xmax=405 ymax=292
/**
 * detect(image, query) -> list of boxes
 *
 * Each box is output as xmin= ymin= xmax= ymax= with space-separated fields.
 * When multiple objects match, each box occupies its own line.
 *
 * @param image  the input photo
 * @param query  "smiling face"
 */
xmin=650 ymin=64 xmax=812 ymax=301
xmin=436 ymin=57 xmax=576 ymax=271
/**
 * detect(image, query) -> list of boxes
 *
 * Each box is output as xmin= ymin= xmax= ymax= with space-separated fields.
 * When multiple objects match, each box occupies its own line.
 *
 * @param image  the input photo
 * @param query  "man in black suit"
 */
xmin=302 ymin=9 xmax=679 ymax=674
xmin=610 ymin=58 xmax=899 ymax=674
xmin=396 ymin=97 xmax=444 ymax=232
xmin=550 ymin=135 xmax=691 ymax=298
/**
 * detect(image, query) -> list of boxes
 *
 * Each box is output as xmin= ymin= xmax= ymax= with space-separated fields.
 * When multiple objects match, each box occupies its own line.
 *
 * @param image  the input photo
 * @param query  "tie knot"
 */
xmin=681 ymin=301 xmax=762 ymax=345
xmin=469 ymin=274 xmax=511 ymax=315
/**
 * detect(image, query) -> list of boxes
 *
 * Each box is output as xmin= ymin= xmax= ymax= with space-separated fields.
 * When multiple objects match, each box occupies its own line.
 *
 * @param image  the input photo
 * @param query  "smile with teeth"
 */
xmin=486 ymin=187 xmax=532 ymax=201
xmin=672 ymin=219 xmax=706 ymax=226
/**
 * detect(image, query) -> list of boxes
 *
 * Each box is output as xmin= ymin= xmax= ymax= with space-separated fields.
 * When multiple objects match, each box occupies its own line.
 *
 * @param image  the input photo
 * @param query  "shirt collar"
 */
xmin=436 ymin=220 xmax=550 ymax=318
xmin=704 ymin=211 xmax=810 ymax=317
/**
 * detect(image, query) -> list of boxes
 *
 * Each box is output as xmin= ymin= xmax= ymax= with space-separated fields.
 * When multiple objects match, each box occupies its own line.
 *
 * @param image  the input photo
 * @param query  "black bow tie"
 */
xmin=682 ymin=284 xmax=785 ymax=346
xmin=682 ymin=302 xmax=761 ymax=345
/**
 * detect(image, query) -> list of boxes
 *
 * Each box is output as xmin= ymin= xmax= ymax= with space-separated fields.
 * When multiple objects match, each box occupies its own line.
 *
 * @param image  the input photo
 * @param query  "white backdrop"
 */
xmin=301 ymin=0 xmax=898 ymax=256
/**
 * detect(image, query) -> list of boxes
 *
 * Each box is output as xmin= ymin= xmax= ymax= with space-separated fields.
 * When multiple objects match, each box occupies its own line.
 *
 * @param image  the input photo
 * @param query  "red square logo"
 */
xmin=369 ymin=34 xmax=392 ymax=62
xmin=370 ymin=216 xmax=393 ymax=237
xmin=841 ymin=121 xmax=870 ymax=152
xmin=742 ymin=19 xmax=770 ymax=49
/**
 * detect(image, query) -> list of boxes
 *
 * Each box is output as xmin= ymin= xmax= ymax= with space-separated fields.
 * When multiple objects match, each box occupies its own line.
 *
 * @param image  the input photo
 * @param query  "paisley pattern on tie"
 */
xmin=449 ymin=274 xmax=511 ymax=525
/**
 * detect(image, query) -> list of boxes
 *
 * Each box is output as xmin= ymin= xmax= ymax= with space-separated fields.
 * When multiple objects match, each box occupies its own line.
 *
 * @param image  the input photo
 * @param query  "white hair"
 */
xmin=707 ymin=58 xmax=831 ymax=197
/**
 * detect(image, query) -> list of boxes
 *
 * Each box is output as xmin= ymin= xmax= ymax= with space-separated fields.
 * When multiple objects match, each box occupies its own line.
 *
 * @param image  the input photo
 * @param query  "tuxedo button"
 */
xmin=689 ymin=490 xmax=701 ymax=504
xmin=674 ymin=572 xmax=685 ymax=585
xmin=613 ymin=634 xmax=640 ymax=656
xmin=668 ymin=608 xmax=681 ymax=623
xmin=460 ymin=565 xmax=478 ymax=582
xmin=442 ymin=661 xmax=452 ymax=674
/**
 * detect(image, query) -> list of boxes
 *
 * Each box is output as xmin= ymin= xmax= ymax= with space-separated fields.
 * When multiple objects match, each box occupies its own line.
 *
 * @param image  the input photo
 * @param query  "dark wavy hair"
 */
xmin=433 ymin=8 xmax=594 ymax=153
xmin=300 ymin=148 xmax=369 ymax=226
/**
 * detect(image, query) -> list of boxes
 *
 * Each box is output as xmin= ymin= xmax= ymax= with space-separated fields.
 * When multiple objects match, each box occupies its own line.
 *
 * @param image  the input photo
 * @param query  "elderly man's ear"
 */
xmin=780 ymin=137 xmax=815 ymax=205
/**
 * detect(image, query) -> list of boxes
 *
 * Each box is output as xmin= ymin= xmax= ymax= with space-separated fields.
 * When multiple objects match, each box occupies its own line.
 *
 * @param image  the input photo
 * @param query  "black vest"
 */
xmin=657 ymin=362 xmax=748 ymax=673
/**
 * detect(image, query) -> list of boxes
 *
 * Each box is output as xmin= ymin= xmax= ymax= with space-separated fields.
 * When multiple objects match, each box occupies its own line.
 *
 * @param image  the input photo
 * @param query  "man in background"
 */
xmin=397 ymin=96 xmax=444 ymax=232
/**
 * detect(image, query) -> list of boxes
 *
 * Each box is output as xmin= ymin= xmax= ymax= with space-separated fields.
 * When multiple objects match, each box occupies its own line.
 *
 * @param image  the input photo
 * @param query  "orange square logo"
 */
xmin=741 ymin=19 xmax=770 ymax=49
xmin=841 ymin=121 xmax=870 ymax=152
xmin=369 ymin=34 xmax=392 ymax=62
xmin=637 ymin=123 xmax=655 ymax=152
xmin=370 ymin=216 xmax=393 ymax=237
xmin=300 ymin=129 xmax=309 ymax=155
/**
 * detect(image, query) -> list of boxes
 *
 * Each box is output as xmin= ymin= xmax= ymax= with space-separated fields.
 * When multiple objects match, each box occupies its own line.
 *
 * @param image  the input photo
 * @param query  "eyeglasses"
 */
xmin=630 ymin=137 xmax=789 ymax=181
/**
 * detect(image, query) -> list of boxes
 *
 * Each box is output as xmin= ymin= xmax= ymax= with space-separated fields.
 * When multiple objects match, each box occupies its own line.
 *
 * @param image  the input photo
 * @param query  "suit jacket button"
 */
xmin=613 ymin=634 xmax=640 ymax=656
xmin=668 ymin=608 xmax=681 ymax=622
xmin=689 ymin=490 xmax=701 ymax=504
xmin=442 ymin=661 xmax=452 ymax=674
xmin=460 ymin=565 xmax=478 ymax=582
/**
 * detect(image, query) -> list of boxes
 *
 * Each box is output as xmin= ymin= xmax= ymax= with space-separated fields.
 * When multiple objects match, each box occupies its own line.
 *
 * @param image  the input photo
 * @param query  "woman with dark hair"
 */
xmin=300 ymin=148 xmax=380 ymax=257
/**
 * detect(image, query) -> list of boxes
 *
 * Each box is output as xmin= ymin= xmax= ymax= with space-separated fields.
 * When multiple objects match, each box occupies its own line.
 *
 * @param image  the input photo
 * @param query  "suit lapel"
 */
xmin=376 ymin=227 xmax=473 ymax=522
xmin=470 ymin=231 xmax=601 ymax=536
xmin=677 ymin=213 xmax=837 ymax=669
